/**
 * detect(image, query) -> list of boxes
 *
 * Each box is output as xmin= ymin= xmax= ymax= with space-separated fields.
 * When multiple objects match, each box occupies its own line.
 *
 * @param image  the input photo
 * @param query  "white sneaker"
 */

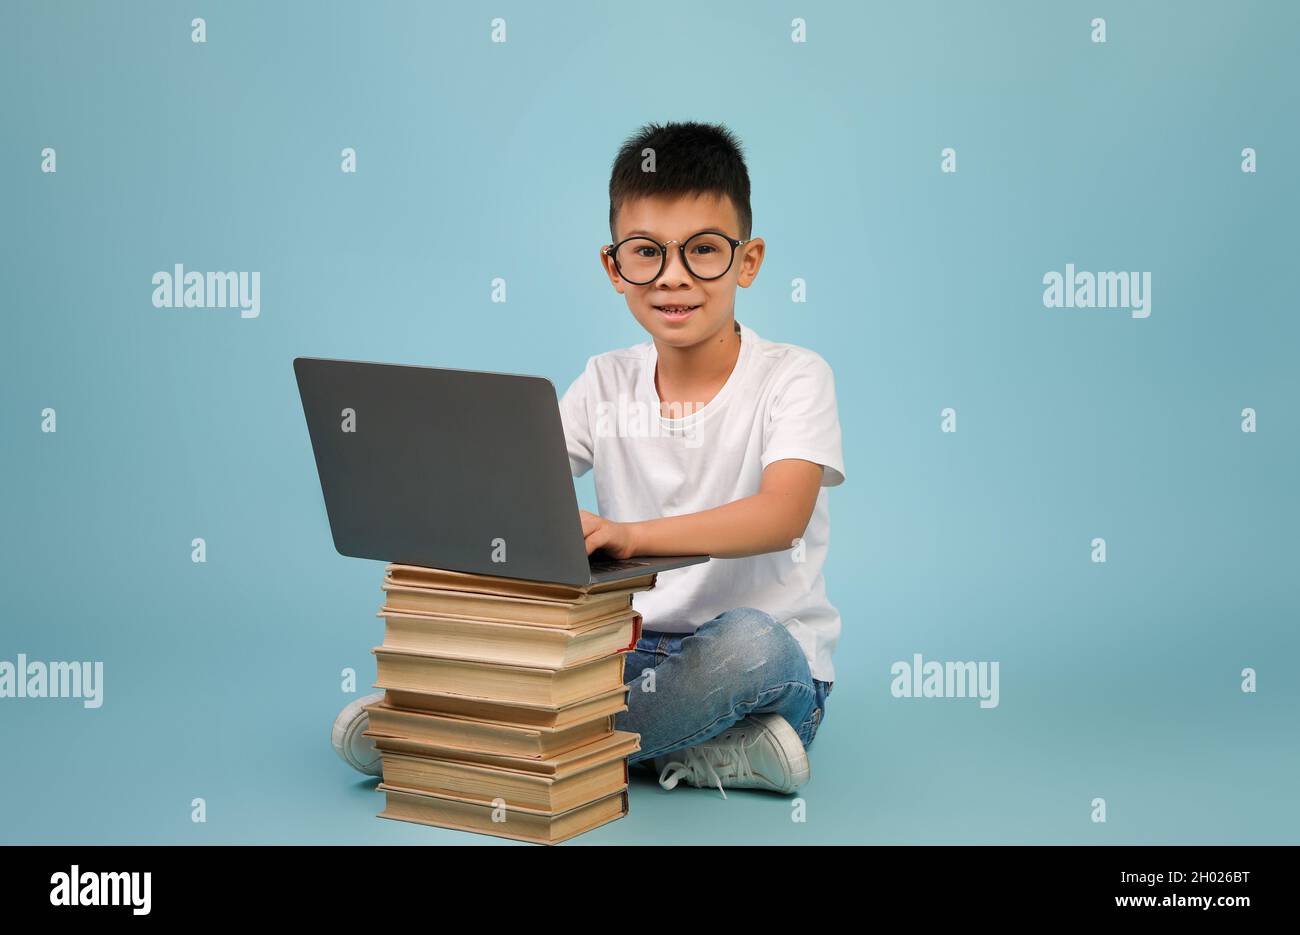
xmin=653 ymin=713 xmax=810 ymax=798
xmin=332 ymin=692 xmax=385 ymax=776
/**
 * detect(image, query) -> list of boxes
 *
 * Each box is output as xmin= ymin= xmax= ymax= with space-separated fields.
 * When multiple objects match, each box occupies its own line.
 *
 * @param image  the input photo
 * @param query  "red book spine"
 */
xmin=623 ymin=612 xmax=643 ymax=652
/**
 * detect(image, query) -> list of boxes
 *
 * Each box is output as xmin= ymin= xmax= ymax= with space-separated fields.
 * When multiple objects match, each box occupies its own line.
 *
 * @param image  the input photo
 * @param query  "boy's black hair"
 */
xmin=608 ymin=121 xmax=752 ymax=241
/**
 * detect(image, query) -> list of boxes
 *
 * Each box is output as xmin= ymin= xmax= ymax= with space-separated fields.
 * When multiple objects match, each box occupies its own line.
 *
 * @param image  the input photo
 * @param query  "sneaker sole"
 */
xmin=332 ymin=693 xmax=384 ymax=776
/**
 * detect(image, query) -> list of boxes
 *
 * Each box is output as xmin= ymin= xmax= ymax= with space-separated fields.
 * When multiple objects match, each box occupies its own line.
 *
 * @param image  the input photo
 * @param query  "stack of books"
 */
xmin=363 ymin=563 xmax=654 ymax=844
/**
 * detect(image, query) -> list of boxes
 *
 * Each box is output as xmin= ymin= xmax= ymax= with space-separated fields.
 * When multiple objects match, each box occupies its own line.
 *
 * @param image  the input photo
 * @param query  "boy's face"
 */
xmin=601 ymin=192 xmax=765 ymax=351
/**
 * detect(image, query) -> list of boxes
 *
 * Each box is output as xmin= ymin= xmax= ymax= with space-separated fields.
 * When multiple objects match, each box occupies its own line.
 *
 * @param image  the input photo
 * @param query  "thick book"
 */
xmin=370 ymin=729 xmax=639 ymax=775
xmin=381 ymin=582 xmax=635 ymax=628
xmin=373 ymin=648 xmax=625 ymax=708
xmin=378 ymin=608 xmax=642 ymax=668
xmin=365 ymin=701 xmax=618 ymax=759
xmin=385 ymin=563 xmax=657 ymax=602
xmin=381 ymin=685 xmax=628 ymax=730
xmin=377 ymin=784 xmax=628 ymax=845
xmin=368 ymin=731 xmax=639 ymax=813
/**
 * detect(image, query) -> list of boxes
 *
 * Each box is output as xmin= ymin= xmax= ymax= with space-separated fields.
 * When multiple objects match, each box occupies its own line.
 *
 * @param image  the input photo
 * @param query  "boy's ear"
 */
xmin=600 ymin=244 xmax=628 ymax=294
xmin=735 ymin=237 xmax=765 ymax=288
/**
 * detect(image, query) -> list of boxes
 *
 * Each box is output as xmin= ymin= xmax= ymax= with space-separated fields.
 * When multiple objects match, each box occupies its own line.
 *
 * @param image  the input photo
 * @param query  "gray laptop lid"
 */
xmin=294 ymin=357 xmax=596 ymax=586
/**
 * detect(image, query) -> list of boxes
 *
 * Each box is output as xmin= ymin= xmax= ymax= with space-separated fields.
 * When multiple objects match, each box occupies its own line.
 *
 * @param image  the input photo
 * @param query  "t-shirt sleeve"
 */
xmin=557 ymin=357 xmax=595 ymax=478
xmin=761 ymin=352 xmax=846 ymax=487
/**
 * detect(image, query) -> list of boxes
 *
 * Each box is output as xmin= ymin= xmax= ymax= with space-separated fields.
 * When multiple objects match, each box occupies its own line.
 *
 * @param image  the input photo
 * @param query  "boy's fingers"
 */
xmin=584 ymin=527 xmax=608 ymax=555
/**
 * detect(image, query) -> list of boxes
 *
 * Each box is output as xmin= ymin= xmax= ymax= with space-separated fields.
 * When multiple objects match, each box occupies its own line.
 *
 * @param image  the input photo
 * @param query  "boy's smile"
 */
xmin=653 ymin=303 xmax=700 ymax=324
xmin=602 ymin=192 xmax=764 ymax=352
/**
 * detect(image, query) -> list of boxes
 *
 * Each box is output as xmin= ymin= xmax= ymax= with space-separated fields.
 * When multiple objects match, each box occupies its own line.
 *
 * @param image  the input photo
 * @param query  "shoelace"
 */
xmin=657 ymin=734 xmax=757 ymax=800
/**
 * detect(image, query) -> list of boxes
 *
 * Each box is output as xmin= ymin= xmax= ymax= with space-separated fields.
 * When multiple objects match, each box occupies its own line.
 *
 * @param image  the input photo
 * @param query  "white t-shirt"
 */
xmin=558 ymin=319 xmax=846 ymax=682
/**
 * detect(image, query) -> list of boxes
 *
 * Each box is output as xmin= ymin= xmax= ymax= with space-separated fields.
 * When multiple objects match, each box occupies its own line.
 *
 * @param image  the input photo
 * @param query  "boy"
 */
xmin=333 ymin=121 xmax=845 ymax=798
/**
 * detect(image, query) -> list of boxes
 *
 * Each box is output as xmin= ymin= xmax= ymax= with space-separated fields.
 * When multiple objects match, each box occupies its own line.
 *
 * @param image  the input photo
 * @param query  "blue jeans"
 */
xmin=613 ymin=606 xmax=832 ymax=764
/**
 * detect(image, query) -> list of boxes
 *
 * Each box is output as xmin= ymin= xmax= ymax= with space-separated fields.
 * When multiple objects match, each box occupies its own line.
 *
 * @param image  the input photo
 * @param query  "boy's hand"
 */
xmin=579 ymin=509 xmax=640 ymax=559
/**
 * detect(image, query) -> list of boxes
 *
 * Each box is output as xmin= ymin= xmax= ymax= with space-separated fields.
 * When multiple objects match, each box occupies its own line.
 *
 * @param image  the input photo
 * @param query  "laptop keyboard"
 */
xmin=588 ymin=557 xmax=651 ymax=574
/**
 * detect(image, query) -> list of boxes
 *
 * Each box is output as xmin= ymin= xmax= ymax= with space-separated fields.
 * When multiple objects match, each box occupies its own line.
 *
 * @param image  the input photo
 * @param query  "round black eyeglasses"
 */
xmin=603 ymin=230 xmax=750 ymax=285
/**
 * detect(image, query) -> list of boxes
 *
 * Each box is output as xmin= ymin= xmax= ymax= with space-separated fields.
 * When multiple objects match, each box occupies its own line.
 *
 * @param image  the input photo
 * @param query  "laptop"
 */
xmin=293 ymin=357 xmax=709 ymax=587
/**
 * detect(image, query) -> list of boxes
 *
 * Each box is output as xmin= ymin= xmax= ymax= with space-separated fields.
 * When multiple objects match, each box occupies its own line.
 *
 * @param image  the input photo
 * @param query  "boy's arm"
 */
xmin=580 ymin=458 xmax=823 ymax=560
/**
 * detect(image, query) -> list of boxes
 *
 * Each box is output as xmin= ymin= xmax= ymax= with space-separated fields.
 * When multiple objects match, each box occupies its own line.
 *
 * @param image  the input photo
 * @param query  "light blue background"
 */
xmin=2 ymin=0 xmax=1297 ymax=844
